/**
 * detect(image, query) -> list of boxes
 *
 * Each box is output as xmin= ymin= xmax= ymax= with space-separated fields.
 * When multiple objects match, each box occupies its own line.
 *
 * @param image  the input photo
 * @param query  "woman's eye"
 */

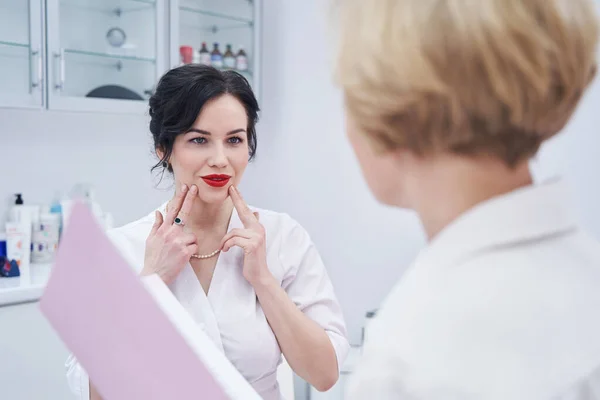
xmin=228 ymin=136 xmax=243 ymax=144
xmin=191 ymin=137 xmax=207 ymax=144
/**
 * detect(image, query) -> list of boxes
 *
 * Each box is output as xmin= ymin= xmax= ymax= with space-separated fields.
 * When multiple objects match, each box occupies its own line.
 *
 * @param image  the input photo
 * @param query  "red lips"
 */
xmin=201 ymin=174 xmax=231 ymax=188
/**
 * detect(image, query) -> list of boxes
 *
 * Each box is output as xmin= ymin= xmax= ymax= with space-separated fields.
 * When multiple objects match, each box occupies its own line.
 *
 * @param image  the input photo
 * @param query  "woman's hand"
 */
xmin=141 ymin=184 xmax=198 ymax=284
xmin=220 ymin=186 xmax=273 ymax=287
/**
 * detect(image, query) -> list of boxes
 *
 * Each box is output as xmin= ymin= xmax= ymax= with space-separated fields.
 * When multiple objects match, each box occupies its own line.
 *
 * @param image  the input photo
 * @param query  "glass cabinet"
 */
xmin=169 ymin=0 xmax=261 ymax=99
xmin=0 ymin=0 xmax=261 ymax=113
xmin=0 ymin=0 xmax=45 ymax=109
xmin=46 ymin=0 xmax=166 ymax=113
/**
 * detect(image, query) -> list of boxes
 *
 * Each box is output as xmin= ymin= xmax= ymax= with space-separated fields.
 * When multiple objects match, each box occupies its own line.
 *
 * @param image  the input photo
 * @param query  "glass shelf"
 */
xmin=0 ymin=41 xmax=32 ymax=96
xmin=60 ymin=49 xmax=155 ymax=100
xmin=0 ymin=41 xmax=29 ymax=64
xmin=60 ymin=0 xmax=155 ymax=15
xmin=64 ymin=48 xmax=155 ymax=63
xmin=179 ymin=6 xmax=253 ymax=25
xmin=0 ymin=40 xmax=29 ymax=49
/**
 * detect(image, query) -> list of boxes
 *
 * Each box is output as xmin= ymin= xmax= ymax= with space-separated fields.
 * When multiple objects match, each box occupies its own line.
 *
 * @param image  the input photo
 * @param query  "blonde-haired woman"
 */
xmin=334 ymin=0 xmax=600 ymax=398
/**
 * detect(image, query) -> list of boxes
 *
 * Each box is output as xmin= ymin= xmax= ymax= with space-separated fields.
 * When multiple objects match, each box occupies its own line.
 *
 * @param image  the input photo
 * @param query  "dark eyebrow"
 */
xmin=186 ymin=128 xmax=246 ymax=136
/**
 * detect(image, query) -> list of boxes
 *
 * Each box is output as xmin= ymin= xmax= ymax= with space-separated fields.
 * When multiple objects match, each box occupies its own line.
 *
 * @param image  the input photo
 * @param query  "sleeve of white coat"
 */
xmin=65 ymin=353 xmax=90 ymax=399
xmin=278 ymin=217 xmax=350 ymax=372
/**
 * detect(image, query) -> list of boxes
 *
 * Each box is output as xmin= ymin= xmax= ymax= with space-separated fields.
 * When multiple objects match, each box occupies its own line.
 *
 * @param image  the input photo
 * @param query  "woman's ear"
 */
xmin=156 ymin=147 xmax=168 ymax=166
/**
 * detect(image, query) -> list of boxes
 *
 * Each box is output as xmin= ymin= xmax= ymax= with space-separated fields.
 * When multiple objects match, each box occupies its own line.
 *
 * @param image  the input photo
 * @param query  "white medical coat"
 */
xmin=66 ymin=204 xmax=349 ymax=400
xmin=347 ymin=179 xmax=600 ymax=400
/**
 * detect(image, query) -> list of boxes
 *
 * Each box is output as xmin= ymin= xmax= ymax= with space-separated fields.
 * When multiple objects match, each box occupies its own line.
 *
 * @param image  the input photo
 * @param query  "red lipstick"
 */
xmin=201 ymin=174 xmax=231 ymax=188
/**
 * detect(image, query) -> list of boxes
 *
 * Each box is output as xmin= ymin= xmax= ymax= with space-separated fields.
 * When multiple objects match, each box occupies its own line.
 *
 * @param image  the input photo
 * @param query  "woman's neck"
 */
xmin=406 ymin=155 xmax=533 ymax=240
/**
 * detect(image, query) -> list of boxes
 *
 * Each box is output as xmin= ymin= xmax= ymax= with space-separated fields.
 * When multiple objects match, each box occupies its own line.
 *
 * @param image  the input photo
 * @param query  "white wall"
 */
xmin=532 ymin=75 xmax=600 ymax=239
xmin=0 ymin=108 xmax=169 ymax=227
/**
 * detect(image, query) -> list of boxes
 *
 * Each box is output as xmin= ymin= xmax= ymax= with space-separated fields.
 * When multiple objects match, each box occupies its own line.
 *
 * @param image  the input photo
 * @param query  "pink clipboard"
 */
xmin=39 ymin=202 xmax=261 ymax=400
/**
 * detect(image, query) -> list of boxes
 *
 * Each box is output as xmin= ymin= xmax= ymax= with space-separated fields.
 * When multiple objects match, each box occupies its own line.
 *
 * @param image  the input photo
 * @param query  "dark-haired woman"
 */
xmin=65 ymin=65 xmax=349 ymax=400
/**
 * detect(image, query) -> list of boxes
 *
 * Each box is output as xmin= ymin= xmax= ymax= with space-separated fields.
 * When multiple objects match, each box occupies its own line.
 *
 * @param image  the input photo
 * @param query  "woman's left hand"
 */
xmin=221 ymin=185 xmax=272 ymax=287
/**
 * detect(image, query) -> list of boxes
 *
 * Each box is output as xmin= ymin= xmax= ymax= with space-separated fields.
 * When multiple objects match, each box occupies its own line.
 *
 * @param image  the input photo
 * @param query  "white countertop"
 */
xmin=0 ymin=263 xmax=53 ymax=306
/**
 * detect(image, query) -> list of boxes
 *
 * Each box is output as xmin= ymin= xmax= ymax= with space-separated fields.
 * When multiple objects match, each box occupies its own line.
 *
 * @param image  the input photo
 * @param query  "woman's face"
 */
xmin=164 ymin=94 xmax=250 ymax=205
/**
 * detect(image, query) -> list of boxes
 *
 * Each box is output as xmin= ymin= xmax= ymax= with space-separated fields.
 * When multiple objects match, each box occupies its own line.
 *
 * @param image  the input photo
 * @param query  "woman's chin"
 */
xmin=197 ymin=190 xmax=230 ymax=205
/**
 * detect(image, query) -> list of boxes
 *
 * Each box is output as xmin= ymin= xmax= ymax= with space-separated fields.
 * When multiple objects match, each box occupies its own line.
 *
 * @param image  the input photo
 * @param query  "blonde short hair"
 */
xmin=334 ymin=0 xmax=599 ymax=166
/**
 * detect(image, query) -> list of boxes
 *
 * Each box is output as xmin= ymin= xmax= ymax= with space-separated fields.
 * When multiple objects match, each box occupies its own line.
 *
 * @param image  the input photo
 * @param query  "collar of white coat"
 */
xmin=413 ymin=177 xmax=578 ymax=271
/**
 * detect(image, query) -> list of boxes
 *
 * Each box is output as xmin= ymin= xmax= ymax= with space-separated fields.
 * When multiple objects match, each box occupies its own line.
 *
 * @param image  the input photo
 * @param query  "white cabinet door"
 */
xmin=169 ymin=0 xmax=262 ymax=99
xmin=46 ymin=0 xmax=168 ymax=114
xmin=0 ymin=301 xmax=72 ymax=400
xmin=0 ymin=0 xmax=45 ymax=109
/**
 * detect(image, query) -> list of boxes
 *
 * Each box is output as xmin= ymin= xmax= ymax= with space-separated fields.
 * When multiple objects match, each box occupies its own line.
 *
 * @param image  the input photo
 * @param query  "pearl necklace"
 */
xmin=191 ymin=249 xmax=220 ymax=260
xmin=165 ymin=203 xmax=221 ymax=260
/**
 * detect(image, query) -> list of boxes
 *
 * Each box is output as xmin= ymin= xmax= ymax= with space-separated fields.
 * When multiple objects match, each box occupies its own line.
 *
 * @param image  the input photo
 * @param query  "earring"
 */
xmin=162 ymin=161 xmax=168 ymax=168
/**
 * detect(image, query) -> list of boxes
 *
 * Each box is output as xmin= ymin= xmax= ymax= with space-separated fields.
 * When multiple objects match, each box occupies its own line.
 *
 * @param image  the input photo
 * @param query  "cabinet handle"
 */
xmin=54 ymin=49 xmax=65 ymax=91
xmin=31 ymin=49 xmax=42 ymax=90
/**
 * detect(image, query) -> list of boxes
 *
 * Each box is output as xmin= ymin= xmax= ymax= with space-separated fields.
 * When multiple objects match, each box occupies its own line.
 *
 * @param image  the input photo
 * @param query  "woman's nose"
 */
xmin=208 ymin=145 xmax=228 ymax=168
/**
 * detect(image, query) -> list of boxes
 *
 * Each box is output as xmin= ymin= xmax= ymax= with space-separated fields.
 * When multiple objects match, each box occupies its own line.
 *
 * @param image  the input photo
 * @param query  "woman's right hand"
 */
xmin=141 ymin=184 xmax=198 ymax=284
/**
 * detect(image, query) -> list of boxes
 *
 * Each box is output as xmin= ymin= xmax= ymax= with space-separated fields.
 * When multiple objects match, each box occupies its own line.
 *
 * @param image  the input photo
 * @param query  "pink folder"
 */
xmin=39 ymin=202 xmax=260 ymax=400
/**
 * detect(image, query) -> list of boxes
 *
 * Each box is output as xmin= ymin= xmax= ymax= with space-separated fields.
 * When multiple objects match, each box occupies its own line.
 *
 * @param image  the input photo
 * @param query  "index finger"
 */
xmin=229 ymin=185 xmax=256 ymax=227
xmin=177 ymin=184 xmax=198 ymax=222
xmin=165 ymin=184 xmax=188 ymax=225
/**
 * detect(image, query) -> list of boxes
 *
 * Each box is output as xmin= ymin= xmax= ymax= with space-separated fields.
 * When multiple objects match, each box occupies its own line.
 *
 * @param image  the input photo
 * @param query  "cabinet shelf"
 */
xmin=179 ymin=6 xmax=253 ymax=25
xmin=0 ymin=41 xmax=30 ymax=63
xmin=64 ymin=48 xmax=155 ymax=63
xmin=60 ymin=0 xmax=155 ymax=15
xmin=0 ymin=40 xmax=29 ymax=49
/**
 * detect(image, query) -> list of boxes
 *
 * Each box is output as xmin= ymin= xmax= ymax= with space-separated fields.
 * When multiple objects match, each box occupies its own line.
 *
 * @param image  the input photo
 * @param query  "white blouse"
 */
xmin=66 ymin=204 xmax=350 ymax=400
xmin=347 ymin=180 xmax=600 ymax=400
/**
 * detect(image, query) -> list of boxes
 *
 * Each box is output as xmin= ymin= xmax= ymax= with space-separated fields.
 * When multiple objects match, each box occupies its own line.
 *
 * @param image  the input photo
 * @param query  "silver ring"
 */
xmin=174 ymin=216 xmax=185 ymax=226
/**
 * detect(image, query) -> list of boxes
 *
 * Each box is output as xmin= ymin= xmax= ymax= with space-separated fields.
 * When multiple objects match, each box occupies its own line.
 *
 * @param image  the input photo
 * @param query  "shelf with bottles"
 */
xmin=179 ymin=42 xmax=251 ymax=76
